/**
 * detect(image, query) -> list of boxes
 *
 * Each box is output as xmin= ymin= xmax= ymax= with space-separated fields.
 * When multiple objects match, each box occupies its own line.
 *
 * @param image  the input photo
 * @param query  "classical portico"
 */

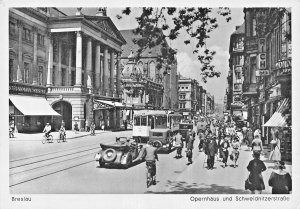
xmin=45 ymin=11 xmax=126 ymax=130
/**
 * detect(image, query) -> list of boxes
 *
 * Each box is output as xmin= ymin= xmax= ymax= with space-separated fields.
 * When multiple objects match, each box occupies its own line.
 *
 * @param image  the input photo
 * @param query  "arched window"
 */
xmin=149 ymin=61 xmax=155 ymax=80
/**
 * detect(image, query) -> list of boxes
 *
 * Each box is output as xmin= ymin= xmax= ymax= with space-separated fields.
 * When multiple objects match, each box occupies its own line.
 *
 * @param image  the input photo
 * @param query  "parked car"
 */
xmin=95 ymin=137 xmax=145 ymax=168
xmin=148 ymin=129 xmax=173 ymax=151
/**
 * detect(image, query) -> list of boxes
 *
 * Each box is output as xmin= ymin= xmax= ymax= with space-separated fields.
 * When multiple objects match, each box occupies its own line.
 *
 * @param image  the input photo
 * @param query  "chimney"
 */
xmin=96 ymin=7 xmax=107 ymax=16
xmin=235 ymin=26 xmax=240 ymax=30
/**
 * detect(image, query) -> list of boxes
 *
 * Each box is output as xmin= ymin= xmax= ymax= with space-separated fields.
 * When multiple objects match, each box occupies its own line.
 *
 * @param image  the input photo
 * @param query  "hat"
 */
xmin=276 ymin=161 xmax=286 ymax=169
xmin=46 ymin=123 xmax=49 ymax=125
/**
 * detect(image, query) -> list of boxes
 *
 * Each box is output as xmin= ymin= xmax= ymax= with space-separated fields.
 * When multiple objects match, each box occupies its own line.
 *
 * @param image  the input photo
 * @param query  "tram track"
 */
xmin=9 ymin=143 xmax=101 ymax=187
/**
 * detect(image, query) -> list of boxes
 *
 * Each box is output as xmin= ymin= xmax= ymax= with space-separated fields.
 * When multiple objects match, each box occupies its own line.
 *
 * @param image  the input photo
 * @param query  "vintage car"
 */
xmin=95 ymin=137 xmax=145 ymax=168
xmin=178 ymin=123 xmax=194 ymax=142
xmin=148 ymin=129 xmax=173 ymax=151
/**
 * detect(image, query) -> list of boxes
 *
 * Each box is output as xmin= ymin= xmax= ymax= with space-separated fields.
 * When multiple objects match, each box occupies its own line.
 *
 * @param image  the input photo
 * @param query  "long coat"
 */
xmin=207 ymin=140 xmax=218 ymax=157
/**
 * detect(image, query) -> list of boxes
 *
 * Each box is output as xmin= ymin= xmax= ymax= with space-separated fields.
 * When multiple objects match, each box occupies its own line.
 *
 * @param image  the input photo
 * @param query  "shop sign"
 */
xmin=258 ymin=38 xmax=266 ymax=53
xmin=256 ymin=70 xmax=270 ymax=76
xmin=258 ymin=53 xmax=266 ymax=69
xmin=233 ymin=94 xmax=241 ymax=102
xmin=233 ymin=83 xmax=242 ymax=92
xmin=275 ymin=59 xmax=291 ymax=76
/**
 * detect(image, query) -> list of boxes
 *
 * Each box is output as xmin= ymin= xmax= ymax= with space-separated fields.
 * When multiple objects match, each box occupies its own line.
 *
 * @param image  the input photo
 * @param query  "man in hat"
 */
xmin=43 ymin=122 xmax=52 ymax=138
xmin=206 ymin=136 xmax=218 ymax=169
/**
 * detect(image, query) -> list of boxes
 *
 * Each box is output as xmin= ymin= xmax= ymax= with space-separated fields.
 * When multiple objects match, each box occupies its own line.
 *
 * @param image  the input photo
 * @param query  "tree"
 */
xmin=117 ymin=7 xmax=231 ymax=83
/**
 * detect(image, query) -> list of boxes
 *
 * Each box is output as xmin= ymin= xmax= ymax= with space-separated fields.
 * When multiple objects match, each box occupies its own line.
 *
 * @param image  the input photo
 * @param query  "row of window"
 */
xmin=9 ymin=21 xmax=45 ymax=46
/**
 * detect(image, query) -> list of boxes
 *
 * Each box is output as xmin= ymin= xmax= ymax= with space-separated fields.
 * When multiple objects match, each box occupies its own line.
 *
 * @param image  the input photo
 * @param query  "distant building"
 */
xmin=227 ymin=22 xmax=246 ymax=120
xmin=119 ymin=29 xmax=178 ymax=121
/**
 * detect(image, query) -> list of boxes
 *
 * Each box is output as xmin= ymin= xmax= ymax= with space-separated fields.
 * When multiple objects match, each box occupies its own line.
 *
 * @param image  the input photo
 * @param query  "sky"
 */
xmin=60 ymin=7 xmax=244 ymax=104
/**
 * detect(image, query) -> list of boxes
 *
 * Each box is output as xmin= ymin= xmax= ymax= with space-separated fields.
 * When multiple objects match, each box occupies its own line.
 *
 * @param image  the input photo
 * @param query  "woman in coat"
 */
xmin=220 ymin=135 xmax=230 ymax=167
xmin=268 ymin=161 xmax=292 ymax=194
xmin=246 ymin=151 xmax=267 ymax=194
xmin=269 ymin=131 xmax=281 ymax=161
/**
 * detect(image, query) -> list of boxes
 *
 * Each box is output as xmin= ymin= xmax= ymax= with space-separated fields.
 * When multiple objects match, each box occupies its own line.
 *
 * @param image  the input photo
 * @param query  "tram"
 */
xmin=132 ymin=110 xmax=182 ymax=143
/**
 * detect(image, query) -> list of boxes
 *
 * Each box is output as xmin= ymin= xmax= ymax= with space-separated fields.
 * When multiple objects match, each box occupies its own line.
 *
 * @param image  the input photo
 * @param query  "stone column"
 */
xmin=103 ymin=46 xmax=109 ymax=96
xmin=68 ymin=46 xmax=72 ymax=86
xmin=32 ymin=26 xmax=38 ymax=85
xmin=85 ymin=37 xmax=94 ymax=125
xmin=110 ymin=50 xmax=115 ymax=96
xmin=58 ymin=39 xmax=62 ymax=86
xmin=116 ymin=52 xmax=121 ymax=97
xmin=115 ymin=52 xmax=121 ymax=128
xmin=75 ymin=31 xmax=82 ymax=88
xmin=46 ymin=32 xmax=53 ymax=87
xmin=17 ymin=20 xmax=23 ymax=82
xmin=86 ymin=37 xmax=92 ymax=88
xmin=95 ymin=42 xmax=101 ymax=93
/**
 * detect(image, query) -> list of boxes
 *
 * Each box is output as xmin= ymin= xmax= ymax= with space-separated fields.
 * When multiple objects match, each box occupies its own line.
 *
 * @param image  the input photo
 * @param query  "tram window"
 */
xmin=155 ymin=116 xmax=167 ymax=128
xmin=134 ymin=117 xmax=141 ymax=126
xmin=141 ymin=116 xmax=147 ymax=126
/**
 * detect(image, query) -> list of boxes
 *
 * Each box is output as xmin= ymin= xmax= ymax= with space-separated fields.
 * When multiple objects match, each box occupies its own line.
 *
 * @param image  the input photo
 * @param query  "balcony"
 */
xmin=9 ymin=82 xmax=46 ymax=95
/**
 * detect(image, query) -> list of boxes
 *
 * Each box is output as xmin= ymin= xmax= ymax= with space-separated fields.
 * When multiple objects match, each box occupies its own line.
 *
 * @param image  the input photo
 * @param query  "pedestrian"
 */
xmin=236 ymin=128 xmax=244 ymax=146
xmin=61 ymin=120 xmax=65 ymax=128
xmin=198 ymin=130 xmax=205 ymax=152
xmin=269 ymin=131 xmax=281 ymax=161
xmin=230 ymin=136 xmax=240 ymax=168
xmin=246 ymin=127 xmax=254 ymax=149
xmin=220 ymin=135 xmax=230 ymax=167
xmin=186 ymin=135 xmax=194 ymax=165
xmin=217 ymin=132 xmax=224 ymax=160
xmin=206 ymin=136 xmax=218 ymax=170
xmin=90 ymin=122 xmax=96 ymax=136
xmin=85 ymin=120 xmax=89 ymax=132
xmin=74 ymin=122 xmax=79 ymax=133
xmin=123 ymin=120 xmax=128 ymax=130
xmin=268 ymin=161 xmax=292 ymax=194
xmin=251 ymin=134 xmax=264 ymax=155
xmin=174 ymin=132 xmax=183 ymax=158
xmin=246 ymin=152 xmax=267 ymax=194
xmin=101 ymin=120 xmax=105 ymax=131
xmin=242 ymin=124 xmax=248 ymax=141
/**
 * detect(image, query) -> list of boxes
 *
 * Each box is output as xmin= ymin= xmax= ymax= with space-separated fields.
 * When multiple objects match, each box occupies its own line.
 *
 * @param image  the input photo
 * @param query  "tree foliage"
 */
xmin=117 ymin=7 xmax=231 ymax=83
xmin=254 ymin=8 xmax=291 ymax=41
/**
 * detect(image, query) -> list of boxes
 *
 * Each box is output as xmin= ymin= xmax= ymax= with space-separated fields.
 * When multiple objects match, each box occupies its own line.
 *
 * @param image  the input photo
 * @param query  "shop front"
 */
xmin=9 ymin=94 xmax=61 ymax=133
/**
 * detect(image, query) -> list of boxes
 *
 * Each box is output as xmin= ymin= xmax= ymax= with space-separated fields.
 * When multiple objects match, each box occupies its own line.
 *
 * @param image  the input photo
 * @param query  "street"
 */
xmin=9 ymin=130 xmax=291 ymax=194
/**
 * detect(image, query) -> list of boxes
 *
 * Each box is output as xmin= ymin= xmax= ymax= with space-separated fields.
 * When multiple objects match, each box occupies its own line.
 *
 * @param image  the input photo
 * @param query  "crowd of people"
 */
xmin=172 ymin=117 xmax=292 ymax=194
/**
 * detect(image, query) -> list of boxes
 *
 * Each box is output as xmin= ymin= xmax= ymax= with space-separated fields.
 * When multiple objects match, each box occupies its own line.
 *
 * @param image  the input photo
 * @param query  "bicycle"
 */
xmin=42 ymin=133 xmax=53 ymax=144
xmin=57 ymin=132 xmax=67 ymax=143
xmin=146 ymin=160 xmax=157 ymax=188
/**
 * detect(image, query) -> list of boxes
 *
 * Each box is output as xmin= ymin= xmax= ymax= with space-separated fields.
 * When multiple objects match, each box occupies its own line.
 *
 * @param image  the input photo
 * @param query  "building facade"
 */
xmin=119 ymin=29 xmax=178 ymax=121
xmin=227 ymin=23 xmax=246 ymax=121
xmin=178 ymin=75 xmax=212 ymax=119
xmin=9 ymin=7 xmax=126 ymax=132
xmin=242 ymin=8 xmax=291 ymax=160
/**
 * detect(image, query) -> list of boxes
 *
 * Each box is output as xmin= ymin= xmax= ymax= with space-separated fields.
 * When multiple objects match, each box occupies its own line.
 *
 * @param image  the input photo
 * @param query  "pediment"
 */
xmin=96 ymin=19 xmax=118 ymax=39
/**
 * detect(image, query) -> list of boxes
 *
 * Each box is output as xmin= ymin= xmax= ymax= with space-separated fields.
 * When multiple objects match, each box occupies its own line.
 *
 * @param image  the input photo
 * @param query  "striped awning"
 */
xmin=263 ymin=98 xmax=290 ymax=127
xmin=263 ymin=112 xmax=287 ymax=127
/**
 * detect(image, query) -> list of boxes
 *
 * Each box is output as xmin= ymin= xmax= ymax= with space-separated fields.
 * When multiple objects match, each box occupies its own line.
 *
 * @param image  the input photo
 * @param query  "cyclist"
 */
xmin=140 ymin=141 xmax=159 ymax=185
xmin=59 ymin=125 xmax=66 ymax=140
xmin=43 ymin=123 xmax=52 ymax=138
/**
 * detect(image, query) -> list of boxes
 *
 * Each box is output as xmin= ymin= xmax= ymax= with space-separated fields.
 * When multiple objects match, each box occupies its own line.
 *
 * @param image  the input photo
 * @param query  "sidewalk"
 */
xmin=9 ymin=130 xmax=110 ymax=141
